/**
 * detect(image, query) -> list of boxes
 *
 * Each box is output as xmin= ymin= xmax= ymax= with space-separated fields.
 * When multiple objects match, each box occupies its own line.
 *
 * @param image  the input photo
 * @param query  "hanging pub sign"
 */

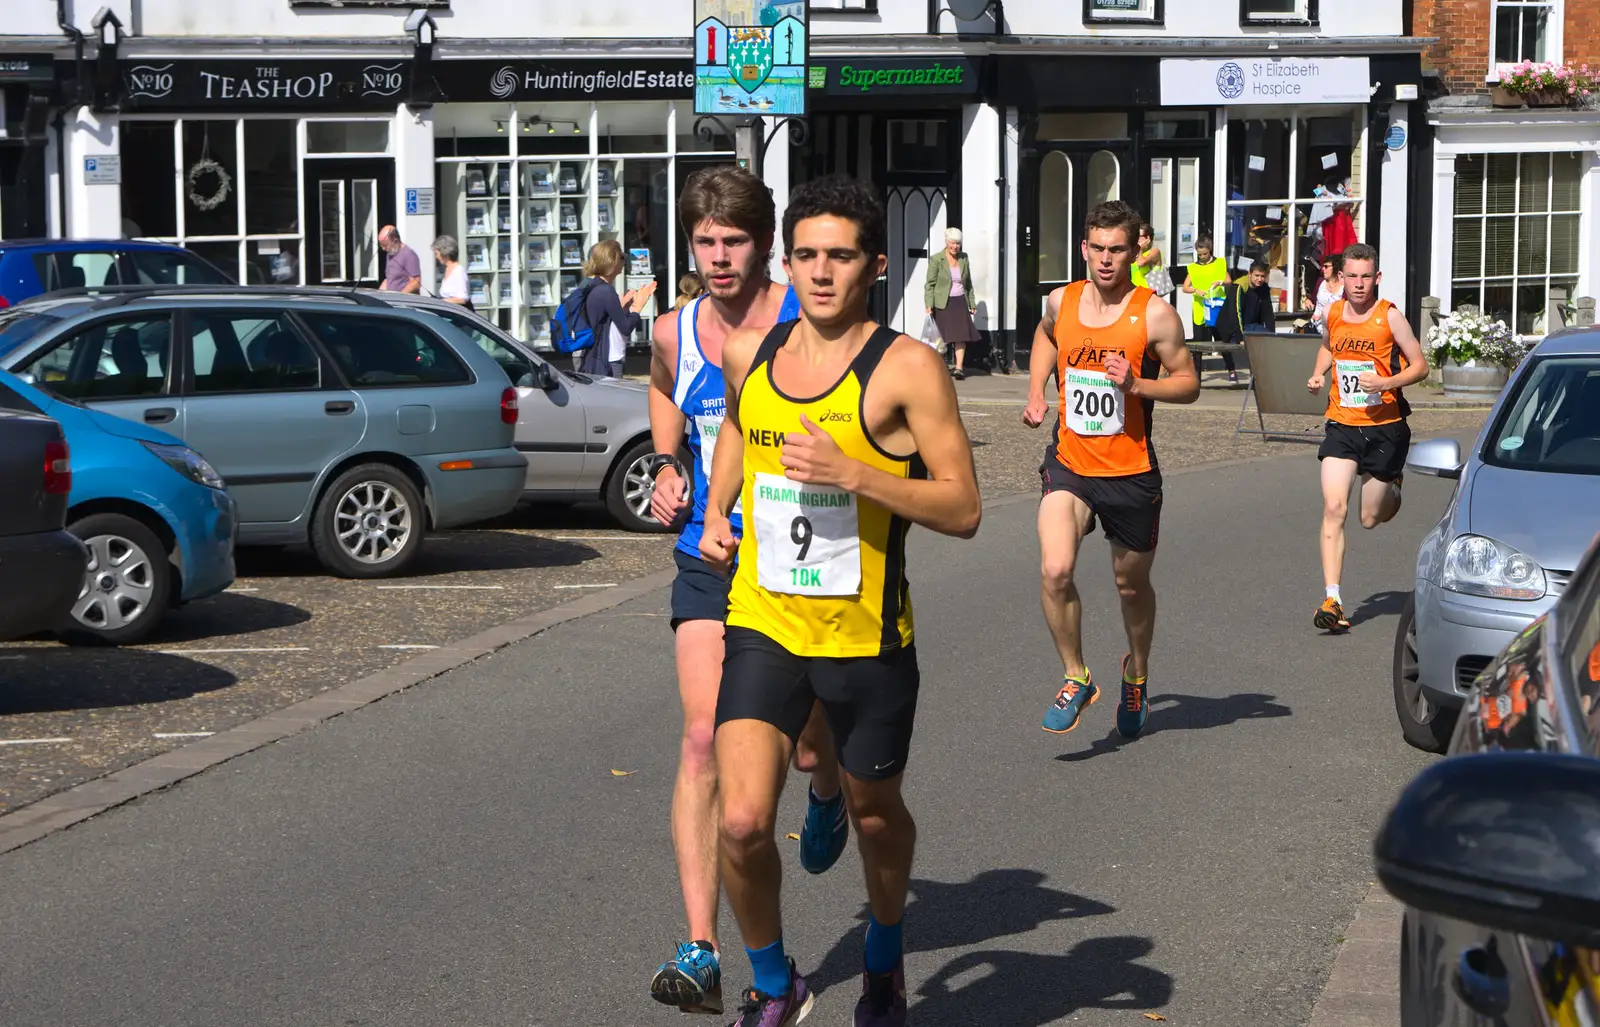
xmin=118 ymin=59 xmax=410 ymax=111
xmin=694 ymin=0 xmax=807 ymax=116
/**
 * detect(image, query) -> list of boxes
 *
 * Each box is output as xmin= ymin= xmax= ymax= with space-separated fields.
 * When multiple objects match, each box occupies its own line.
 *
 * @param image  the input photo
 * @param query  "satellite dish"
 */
xmin=945 ymin=0 xmax=992 ymax=20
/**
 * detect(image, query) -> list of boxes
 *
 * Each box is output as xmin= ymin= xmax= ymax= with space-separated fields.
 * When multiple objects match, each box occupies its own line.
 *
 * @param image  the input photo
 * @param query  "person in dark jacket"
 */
xmin=577 ymin=239 xmax=655 ymax=376
xmin=1214 ymin=259 xmax=1277 ymax=383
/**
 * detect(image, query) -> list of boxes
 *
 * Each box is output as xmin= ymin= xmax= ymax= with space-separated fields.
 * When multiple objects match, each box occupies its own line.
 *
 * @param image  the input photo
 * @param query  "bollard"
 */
xmin=1578 ymin=297 xmax=1596 ymax=327
xmin=1421 ymin=296 xmax=1442 ymax=384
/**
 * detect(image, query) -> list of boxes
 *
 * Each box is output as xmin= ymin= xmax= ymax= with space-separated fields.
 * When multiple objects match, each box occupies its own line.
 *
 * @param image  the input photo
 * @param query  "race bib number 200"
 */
xmin=1335 ymin=359 xmax=1383 ymax=408
xmin=753 ymin=471 xmax=861 ymax=596
xmin=1062 ymin=369 xmax=1126 ymax=437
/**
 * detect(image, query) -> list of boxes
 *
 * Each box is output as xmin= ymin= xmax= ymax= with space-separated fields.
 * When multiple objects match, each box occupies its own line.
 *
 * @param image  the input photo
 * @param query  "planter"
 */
xmin=1440 ymin=359 xmax=1509 ymax=398
xmin=1489 ymin=85 xmax=1525 ymax=108
xmin=1524 ymin=88 xmax=1572 ymax=108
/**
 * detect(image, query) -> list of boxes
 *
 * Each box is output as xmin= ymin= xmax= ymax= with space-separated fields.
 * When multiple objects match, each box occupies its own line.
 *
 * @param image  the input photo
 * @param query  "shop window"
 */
xmin=1451 ymin=152 xmax=1582 ymax=337
xmin=886 ymin=119 xmax=948 ymax=174
xmin=181 ymin=121 xmax=240 ymax=240
xmin=1241 ymin=0 xmax=1316 ymax=23
xmin=1492 ymin=0 xmax=1557 ymax=67
xmin=1224 ymin=111 xmax=1362 ymax=318
xmin=306 ymin=121 xmax=390 ymax=155
xmin=244 ymin=120 xmax=299 ymax=235
xmin=120 ymin=121 xmax=178 ymax=239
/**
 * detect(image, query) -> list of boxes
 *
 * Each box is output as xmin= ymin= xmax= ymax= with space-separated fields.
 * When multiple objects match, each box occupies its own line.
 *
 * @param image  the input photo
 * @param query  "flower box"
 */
xmin=1489 ymin=85 xmax=1524 ymax=108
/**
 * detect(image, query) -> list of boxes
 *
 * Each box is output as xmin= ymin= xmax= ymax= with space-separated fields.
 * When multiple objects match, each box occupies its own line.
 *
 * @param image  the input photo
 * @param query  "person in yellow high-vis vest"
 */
xmin=1182 ymin=234 xmax=1233 ymax=379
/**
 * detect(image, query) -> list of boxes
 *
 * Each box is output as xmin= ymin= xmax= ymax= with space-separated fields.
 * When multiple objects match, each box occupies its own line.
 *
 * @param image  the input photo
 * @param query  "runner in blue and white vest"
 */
xmin=643 ymin=166 xmax=844 ymax=1016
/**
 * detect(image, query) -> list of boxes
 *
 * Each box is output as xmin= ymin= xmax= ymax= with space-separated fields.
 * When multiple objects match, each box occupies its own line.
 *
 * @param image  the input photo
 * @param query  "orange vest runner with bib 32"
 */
xmin=1325 ymin=298 xmax=1409 ymax=427
xmin=1052 ymin=281 xmax=1161 ymax=477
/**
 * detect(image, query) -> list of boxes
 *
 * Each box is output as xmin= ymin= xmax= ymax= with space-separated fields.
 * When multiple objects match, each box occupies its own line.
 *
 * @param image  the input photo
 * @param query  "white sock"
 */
xmin=1326 ymin=585 xmax=1342 ymax=604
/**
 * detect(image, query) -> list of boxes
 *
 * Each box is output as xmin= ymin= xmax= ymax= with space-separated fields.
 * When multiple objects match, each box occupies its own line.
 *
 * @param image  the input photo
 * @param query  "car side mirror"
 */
xmin=535 ymin=363 xmax=559 ymax=391
xmin=1374 ymin=752 xmax=1600 ymax=948
xmin=1407 ymin=437 xmax=1463 ymax=480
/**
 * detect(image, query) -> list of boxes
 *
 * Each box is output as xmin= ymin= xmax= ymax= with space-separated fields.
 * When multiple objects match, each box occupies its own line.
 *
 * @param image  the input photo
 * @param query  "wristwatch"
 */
xmin=647 ymin=454 xmax=685 ymax=481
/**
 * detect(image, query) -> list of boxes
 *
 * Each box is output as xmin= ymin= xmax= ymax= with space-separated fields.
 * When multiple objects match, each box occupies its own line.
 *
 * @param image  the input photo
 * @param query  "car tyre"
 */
xmin=61 ymin=512 xmax=172 ymax=646
xmin=605 ymin=438 xmax=684 ymax=534
xmin=311 ymin=463 xmax=426 ymax=579
xmin=1393 ymin=595 xmax=1457 ymax=753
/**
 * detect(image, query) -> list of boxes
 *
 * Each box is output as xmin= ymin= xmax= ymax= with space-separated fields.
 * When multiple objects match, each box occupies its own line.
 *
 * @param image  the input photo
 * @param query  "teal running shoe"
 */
xmin=650 ymin=940 xmax=722 ymax=1014
xmin=1042 ymin=672 xmax=1098 ymax=734
xmin=799 ymin=788 xmax=849 ymax=875
xmin=1116 ymin=654 xmax=1150 ymax=739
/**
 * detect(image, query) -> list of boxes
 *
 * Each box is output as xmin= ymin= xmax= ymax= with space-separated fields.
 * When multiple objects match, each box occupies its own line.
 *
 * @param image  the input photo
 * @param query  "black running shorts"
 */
xmin=670 ymin=548 xmax=730 ymax=629
xmin=1318 ymin=420 xmax=1411 ymax=482
xmin=715 ymin=626 xmax=920 ymax=781
xmin=1039 ymin=447 xmax=1163 ymax=553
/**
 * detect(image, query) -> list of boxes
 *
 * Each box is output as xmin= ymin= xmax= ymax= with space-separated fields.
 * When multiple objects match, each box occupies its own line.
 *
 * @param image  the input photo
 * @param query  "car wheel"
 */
xmin=1393 ymin=595 xmax=1457 ymax=753
xmin=604 ymin=438 xmax=677 ymax=534
xmin=310 ymin=463 xmax=426 ymax=579
xmin=61 ymin=512 xmax=171 ymax=646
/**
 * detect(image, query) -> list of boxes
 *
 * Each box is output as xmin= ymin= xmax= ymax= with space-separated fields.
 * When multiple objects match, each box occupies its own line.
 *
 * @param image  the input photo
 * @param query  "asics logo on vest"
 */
xmin=818 ymin=410 xmax=853 ymax=423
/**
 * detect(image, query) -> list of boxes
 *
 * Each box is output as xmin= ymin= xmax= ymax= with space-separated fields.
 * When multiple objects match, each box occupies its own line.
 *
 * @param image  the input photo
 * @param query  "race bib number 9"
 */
xmin=753 ymin=471 xmax=861 ymax=597
xmin=1336 ymin=359 xmax=1383 ymax=408
xmin=1062 ymin=369 xmax=1126 ymax=436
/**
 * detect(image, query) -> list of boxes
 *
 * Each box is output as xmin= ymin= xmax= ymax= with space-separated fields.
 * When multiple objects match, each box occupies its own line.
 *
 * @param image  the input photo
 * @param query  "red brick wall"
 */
xmin=1414 ymin=0 xmax=1600 ymax=95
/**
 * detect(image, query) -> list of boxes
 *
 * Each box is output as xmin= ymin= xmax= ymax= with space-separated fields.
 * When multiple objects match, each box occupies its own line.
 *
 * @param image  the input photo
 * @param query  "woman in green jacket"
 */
xmin=925 ymin=227 xmax=979 ymax=379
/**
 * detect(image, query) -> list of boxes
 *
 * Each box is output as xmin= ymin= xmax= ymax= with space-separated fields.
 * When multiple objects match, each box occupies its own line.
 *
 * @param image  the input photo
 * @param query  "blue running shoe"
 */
xmin=1042 ymin=672 xmax=1098 ymax=734
xmin=799 ymin=789 xmax=849 ymax=875
xmin=1116 ymin=654 xmax=1149 ymax=739
xmin=651 ymin=940 xmax=722 ymax=1014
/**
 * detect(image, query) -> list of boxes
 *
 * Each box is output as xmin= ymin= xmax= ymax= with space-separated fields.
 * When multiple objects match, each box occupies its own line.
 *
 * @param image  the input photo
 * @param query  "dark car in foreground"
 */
xmin=1375 ymin=531 xmax=1600 ymax=1024
xmin=0 ymin=408 xmax=88 ymax=641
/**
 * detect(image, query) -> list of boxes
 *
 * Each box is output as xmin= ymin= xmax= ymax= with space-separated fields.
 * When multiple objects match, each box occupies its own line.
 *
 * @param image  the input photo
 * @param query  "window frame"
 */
xmin=180 ymin=307 xmax=328 ymax=397
xmin=1487 ymin=0 xmax=1563 ymax=82
xmin=1239 ymin=0 xmax=1319 ymax=28
xmin=1083 ymin=0 xmax=1164 ymax=26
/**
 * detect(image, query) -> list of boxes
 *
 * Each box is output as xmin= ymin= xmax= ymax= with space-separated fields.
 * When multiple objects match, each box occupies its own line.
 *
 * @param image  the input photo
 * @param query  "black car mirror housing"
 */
xmin=1374 ymin=752 xmax=1600 ymax=948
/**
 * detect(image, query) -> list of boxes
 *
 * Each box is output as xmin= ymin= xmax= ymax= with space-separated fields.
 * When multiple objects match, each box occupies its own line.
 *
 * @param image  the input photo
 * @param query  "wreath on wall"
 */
xmin=187 ymin=158 xmax=232 ymax=212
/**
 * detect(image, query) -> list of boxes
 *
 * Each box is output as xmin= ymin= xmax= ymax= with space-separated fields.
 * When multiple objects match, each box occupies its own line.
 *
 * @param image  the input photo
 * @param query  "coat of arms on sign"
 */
xmin=694 ymin=0 xmax=808 ymax=116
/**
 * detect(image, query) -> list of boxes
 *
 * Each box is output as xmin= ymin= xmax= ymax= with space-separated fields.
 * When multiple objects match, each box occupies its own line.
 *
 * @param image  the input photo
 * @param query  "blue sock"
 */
xmin=864 ymin=915 xmax=903 ymax=975
xmin=747 ymin=937 xmax=791 ymax=998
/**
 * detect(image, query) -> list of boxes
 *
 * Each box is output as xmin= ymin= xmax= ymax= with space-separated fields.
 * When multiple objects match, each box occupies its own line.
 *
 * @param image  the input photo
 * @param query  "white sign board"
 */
xmin=405 ymin=187 xmax=436 ymax=216
xmin=83 ymin=155 xmax=122 ymax=185
xmin=1159 ymin=57 xmax=1370 ymax=107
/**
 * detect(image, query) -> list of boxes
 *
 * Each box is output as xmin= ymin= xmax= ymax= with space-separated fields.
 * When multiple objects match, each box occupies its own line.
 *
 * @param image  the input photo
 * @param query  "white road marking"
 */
xmin=0 ymin=655 xmax=25 ymax=661
xmin=554 ymin=583 xmax=617 ymax=589
xmin=153 ymin=732 xmax=213 ymax=739
xmin=226 ymin=587 xmax=260 ymax=593
xmin=156 ymin=646 xmax=311 ymax=655
xmin=961 ymin=411 xmax=993 ymax=417
xmin=551 ymin=535 xmax=657 ymax=541
xmin=0 ymin=738 xmax=72 ymax=746
xmin=373 ymin=585 xmax=506 ymax=590
xmin=378 ymin=644 xmax=439 ymax=650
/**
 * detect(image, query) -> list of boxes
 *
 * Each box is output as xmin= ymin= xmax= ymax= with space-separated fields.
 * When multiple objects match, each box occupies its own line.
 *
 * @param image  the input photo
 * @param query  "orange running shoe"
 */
xmin=1314 ymin=597 xmax=1350 ymax=633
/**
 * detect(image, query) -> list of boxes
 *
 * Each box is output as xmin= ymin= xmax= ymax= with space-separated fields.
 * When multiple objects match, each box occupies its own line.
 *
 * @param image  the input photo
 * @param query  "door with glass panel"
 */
xmin=1022 ymin=145 xmax=1127 ymax=346
xmin=303 ymin=159 xmax=396 ymax=289
xmin=1145 ymin=138 xmax=1213 ymax=336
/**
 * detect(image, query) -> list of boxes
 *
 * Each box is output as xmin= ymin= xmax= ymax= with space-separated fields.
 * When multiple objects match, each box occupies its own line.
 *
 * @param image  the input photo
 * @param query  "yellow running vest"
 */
xmin=727 ymin=323 xmax=922 ymax=658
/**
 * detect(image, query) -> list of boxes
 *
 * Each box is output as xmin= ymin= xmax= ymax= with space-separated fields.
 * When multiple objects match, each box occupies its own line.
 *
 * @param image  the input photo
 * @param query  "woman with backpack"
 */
xmin=576 ymin=240 xmax=655 ymax=377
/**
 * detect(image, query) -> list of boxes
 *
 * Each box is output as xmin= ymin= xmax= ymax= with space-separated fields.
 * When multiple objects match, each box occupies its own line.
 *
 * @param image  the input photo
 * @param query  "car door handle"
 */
xmin=1454 ymin=944 xmax=1511 ymax=1017
xmin=143 ymin=407 xmax=176 ymax=425
xmin=325 ymin=400 xmax=355 ymax=415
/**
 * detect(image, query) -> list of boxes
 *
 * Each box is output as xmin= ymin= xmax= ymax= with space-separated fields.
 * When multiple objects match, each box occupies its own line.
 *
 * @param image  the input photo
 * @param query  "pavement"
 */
xmin=0 ymin=431 xmax=1466 ymax=1026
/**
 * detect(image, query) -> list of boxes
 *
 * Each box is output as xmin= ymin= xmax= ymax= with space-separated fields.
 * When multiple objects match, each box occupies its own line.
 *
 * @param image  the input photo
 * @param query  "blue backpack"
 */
xmin=551 ymin=280 xmax=597 ymax=355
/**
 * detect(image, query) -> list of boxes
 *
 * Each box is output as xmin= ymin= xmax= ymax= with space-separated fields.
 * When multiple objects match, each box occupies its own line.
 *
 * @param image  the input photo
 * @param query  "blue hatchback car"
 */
xmin=0 ymin=240 xmax=231 ymax=310
xmin=0 ymin=367 xmax=236 ymax=645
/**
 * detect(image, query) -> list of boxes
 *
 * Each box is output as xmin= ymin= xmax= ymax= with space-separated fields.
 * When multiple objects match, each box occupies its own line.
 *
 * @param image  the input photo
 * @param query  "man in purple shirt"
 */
xmin=379 ymin=225 xmax=422 ymax=294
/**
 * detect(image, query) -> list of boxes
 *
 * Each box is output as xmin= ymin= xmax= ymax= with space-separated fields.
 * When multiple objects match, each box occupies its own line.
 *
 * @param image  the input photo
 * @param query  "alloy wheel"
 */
xmin=334 ymin=481 xmax=414 ymax=565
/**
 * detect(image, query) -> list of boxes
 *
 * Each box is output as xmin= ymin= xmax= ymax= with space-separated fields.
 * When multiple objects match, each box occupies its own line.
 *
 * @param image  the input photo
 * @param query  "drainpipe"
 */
xmin=57 ymin=0 xmax=87 ymax=239
xmin=996 ymin=105 xmax=1012 ymax=372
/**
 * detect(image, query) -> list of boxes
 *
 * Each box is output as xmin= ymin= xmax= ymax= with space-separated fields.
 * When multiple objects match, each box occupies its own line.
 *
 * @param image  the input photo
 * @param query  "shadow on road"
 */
xmin=1054 ymin=691 xmax=1292 ymax=763
xmin=232 ymin=532 xmax=604 ymax=579
xmin=136 ymin=592 xmax=311 ymax=645
xmin=808 ymin=869 xmax=1116 ymax=994
xmin=0 ymin=649 xmax=237 ymax=715
xmin=915 ymin=937 xmax=1173 ymax=1025
xmin=1348 ymin=589 xmax=1410 ymax=627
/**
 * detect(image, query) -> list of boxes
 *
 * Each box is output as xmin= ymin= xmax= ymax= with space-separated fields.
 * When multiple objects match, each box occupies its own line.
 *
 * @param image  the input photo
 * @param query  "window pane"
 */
xmin=433 ymin=309 xmax=534 ymax=384
xmin=32 ymin=251 xmax=120 ymax=292
xmin=1484 ymin=217 xmax=1517 ymax=277
xmin=182 ymin=121 xmax=240 ymax=237
xmin=244 ymin=241 xmax=302 ymax=286
xmin=1517 ymin=213 xmax=1549 ymax=275
xmin=244 ymin=120 xmax=299 ymax=235
xmin=1518 ymin=152 xmax=1551 ymax=213
xmin=1552 ymin=153 xmax=1582 ymax=211
xmin=351 ymin=179 xmax=379 ymax=281
xmin=1516 ymin=281 xmax=1554 ymax=336
xmin=0 ymin=312 xmax=62 ymax=357
xmin=297 ymin=312 xmax=471 ymax=386
xmin=1087 ymin=150 xmax=1120 ymax=205
xmin=1298 ymin=116 xmax=1354 ymax=199
xmin=125 ymin=249 xmax=233 ymax=286
xmin=120 ymin=121 xmax=177 ymax=238
xmin=1494 ymin=6 xmax=1523 ymax=63
xmin=185 ymin=240 xmax=242 ymax=283
xmin=1482 ymin=282 xmax=1514 ymax=324
xmin=1450 ymin=282 xmax=1482 ymax=316
xmin=1246 ymin=0 xmax=1298 ymax=13
xmin=306 ymin=121 xmax=390 ymax=154
xmin=18 ymin=316 xmax=172 ymax=400
xmin=1485 ymin=155 xmax=1518 ymax=214
xmin=1227 ymin=119 xmax=1291 ymax=202
xmin=1038 ymin=151 xmax=1073 ymax=284
xmin=319 ymin=181 xmax=346 ymax=282
xmin=1522 ymin=6 xmax=1550 ymax=62
xmin=189 ymin=311 xmax=320 ymax=393
xmin=886 ymin=119 xmax=949 ymax=174
xmin=1550 ymin=213 xmax=1581 ymax=274
xmin=1453 ymin=219 xmax=1483 ymax=278
xmin=1455 ymin=155 xmax=1485 ymax=216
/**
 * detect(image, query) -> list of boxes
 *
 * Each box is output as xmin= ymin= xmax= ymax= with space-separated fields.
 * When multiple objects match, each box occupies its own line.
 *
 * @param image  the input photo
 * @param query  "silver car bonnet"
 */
xmin=1468 ymin=462 xmax=1600 ymax=573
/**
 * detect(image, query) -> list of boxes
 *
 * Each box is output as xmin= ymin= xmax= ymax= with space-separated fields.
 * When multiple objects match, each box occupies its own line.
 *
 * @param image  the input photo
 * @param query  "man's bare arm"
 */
xmin=706 ymin=328 xmax=761 ymax=521
xmin=1383 ymin=307 xmax=1432 ymax=389
xmin=649 ymin=311 xmax=688 ymax=455
xmin=1132 ymin=298 xmax=1200 ymax=404
xmin=1027 ymin=288 xmax=1062 ymax=402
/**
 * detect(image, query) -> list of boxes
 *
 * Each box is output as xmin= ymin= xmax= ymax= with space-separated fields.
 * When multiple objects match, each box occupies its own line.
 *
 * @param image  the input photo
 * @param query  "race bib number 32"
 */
xmin=753 ymin=471 xmax=861 ymax=597
xmin=1335 ymin=359 xmax=1383 ymax=408
xmin=1062 ymin=369 xmax=1126 ymax=436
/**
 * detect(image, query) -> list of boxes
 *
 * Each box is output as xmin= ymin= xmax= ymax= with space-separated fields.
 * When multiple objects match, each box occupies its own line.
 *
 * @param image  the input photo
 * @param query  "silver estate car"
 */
xmin=1395 ymin=328 xmax=1600 ymax=751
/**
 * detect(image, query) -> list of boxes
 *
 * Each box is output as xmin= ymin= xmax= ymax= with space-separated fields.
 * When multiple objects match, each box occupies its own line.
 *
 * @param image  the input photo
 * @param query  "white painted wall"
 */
xmin=9 ymin=0 xmax=1400 ymax=43
xmin=392 ymin=104 xmax=437 ymax=289
xmin=959 ymin=102 xmax=1000 ymax=333
xmin=1377 ymin=102 xmax=1409 ymax=316
xmin=64 ymin=109 xmax=121 ymax=238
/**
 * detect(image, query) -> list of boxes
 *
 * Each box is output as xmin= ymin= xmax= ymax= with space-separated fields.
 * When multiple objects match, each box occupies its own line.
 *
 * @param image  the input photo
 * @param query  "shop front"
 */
xmin=798 ymin=55 xmax=991 ymax=341
xmin=0 ymin=53 xmax=55 ymax=240
xmin=103 ymin=56 xmax=414 ymax=287
xmin=424 ymin=58 xmax=726 ymax=350
xmin=1000 ymin=50 xmax=1421 ymax=345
